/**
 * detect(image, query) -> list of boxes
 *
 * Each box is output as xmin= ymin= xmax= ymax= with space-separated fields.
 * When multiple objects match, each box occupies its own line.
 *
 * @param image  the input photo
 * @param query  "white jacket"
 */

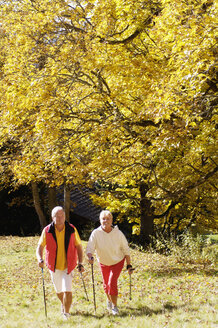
xmin=86 ymin=225 xmax=130 ymax=266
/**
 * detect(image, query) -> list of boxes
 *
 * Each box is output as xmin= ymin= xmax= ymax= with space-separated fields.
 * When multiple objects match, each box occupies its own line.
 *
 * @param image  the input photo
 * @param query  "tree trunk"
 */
xmin=31 ymin=181 xmax=47 ymax=229
xmin=139 ymin=181 xmax=154 ymax=245
xmin=64 ymin=184 xmax=71 ymax=222
xmin=48 ymin=186 xmax=57 ymax=220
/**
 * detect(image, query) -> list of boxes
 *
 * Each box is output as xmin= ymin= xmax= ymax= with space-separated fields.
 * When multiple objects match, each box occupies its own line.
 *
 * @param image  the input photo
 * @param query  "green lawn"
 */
xmin=205 ymin=234 xmax=218 ymax=244
xmin=0 ymin=236 xmax=217 ymax=328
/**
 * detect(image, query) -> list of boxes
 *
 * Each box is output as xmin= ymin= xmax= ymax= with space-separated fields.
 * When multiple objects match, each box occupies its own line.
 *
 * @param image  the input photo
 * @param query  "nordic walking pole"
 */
xmin=41 ymin=268 xmax=47 ymax=318
xmin=91 ymin=263 xmax=96 ymax=313
xmin=129 ymin=274 xmax=132 ymax=300
xmin=80 ymin=272 xmax=89 ymax=301
xmin=128 ymin=267 xmax=135 ymax=300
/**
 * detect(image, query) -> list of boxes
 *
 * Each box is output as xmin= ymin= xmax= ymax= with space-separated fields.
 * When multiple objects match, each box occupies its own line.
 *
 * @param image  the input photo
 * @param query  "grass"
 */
xmin=0 ymin=236 xmax=217 ymax=328
xmin=205 ymin=234 xmax=218 ymax=244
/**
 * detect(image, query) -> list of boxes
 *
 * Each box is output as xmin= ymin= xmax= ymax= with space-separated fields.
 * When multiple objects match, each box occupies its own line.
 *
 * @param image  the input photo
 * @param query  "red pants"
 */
xmin=99 ymin=258 xmax=125 ymax=296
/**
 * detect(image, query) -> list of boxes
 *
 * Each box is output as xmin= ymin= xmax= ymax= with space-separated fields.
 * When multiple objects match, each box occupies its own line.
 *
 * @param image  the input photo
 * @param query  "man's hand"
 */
xmin=38 ymin=259 xmax=44 ymax=268
xmin=77 ymin=264 xmax=85 ymax=273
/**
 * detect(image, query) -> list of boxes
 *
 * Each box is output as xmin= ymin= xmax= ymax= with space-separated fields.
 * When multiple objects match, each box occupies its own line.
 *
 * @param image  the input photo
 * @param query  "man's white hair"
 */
xmin=99 ymin=210 xmax=113 ymax=220
xmin=51 ymin=206 xmax=64 ymax=218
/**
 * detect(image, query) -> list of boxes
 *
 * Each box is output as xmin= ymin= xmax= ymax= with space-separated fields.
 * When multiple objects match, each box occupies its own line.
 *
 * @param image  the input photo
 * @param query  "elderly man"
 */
xmin=36 ymin=206 xmax=84 ymax=320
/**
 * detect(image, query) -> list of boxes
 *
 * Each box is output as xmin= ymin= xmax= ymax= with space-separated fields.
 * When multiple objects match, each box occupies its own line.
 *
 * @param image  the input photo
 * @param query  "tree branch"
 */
xmin=183 ymin=165 xmax=218 ymax=195
xmin=98 ymin=16 xmax=153 ymax=45
xmin=99 ymin=28 xmax=142 ymax=45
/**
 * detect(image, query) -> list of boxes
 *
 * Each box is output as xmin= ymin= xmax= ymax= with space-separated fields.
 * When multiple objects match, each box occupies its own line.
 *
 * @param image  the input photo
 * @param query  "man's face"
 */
xmin=52 ymin=209 xmax=65 ymax=226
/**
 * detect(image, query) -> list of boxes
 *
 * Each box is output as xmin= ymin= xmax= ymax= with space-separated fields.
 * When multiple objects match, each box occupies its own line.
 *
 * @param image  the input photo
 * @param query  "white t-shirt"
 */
xmin=86 ymin=225 xmax=130 ymax=266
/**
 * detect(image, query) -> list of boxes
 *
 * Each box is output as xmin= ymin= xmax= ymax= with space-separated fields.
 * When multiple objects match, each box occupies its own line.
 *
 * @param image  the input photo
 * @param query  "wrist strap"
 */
xmin=126 ymin=264 xmax=132 ymax=270
xmin=77 ymin=263 xmax=84 ymax=268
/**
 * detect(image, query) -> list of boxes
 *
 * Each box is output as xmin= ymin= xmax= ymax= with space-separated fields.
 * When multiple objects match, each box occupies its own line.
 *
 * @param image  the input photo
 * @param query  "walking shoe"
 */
xmin=112 ymin=306 xmax=119 ymax=315
xmin=107 ymin=300 xmax=112 ymax=310
xmin=63 ymin=313 xmax=71 ymax=320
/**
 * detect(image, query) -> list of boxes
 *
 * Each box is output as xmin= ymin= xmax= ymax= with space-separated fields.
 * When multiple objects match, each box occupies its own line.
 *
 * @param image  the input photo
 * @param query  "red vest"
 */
xmin=45 ymin=222 xmax=77 ymax=274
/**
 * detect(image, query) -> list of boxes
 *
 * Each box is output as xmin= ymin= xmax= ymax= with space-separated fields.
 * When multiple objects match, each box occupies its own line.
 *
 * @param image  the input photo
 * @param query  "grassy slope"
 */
xmin=0 ymin=236 xmax=217 ymax=328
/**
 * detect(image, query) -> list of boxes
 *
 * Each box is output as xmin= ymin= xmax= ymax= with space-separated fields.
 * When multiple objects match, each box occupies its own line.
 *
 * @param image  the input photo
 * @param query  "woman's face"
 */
xmin=100 ymin=214 xmax=113 ymax=231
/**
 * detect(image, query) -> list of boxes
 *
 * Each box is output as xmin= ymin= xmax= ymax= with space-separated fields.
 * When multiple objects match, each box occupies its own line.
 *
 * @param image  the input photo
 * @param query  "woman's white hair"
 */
xmin=99 ymin=210 xmax=113 ymax=220
xmin=51 ymin=206 xmax=64 ymax=218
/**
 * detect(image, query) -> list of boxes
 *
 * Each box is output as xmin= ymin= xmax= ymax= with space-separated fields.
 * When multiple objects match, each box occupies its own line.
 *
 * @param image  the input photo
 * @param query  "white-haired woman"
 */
xmin=86 ymin=210 xmax=134 ymax=315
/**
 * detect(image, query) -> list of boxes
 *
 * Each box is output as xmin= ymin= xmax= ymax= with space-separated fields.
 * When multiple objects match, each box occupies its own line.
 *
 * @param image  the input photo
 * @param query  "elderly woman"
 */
xmin=86 ymin=210 xmax=134 ymax=315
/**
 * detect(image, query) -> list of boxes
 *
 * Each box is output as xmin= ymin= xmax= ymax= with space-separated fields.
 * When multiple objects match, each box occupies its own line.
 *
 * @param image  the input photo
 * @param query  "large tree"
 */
xmin=0 ymin=0 xmax=217 ymax=240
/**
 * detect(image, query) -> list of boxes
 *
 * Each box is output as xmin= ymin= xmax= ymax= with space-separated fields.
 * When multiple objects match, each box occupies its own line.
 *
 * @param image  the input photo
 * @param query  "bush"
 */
xmin=150 ymin=231 xmax=218 ymax=266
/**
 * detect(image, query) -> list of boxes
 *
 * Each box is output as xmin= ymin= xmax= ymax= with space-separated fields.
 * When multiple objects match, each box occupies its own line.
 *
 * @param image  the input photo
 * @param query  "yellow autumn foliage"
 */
xmin=0 ymin=0 xmax=217 ymax=236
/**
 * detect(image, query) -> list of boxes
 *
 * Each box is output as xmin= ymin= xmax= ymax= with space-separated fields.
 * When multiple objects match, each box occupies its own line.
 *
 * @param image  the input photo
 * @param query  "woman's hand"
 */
xmin=87 ymin=254 xmax=94 ymax=264
xmin=127 ymin=264 xmax=135 ymax=275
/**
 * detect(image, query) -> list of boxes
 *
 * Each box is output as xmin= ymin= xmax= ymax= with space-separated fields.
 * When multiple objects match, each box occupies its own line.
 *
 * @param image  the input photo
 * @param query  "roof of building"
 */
xmin=70 ymin=186 xmax=101 ymax=222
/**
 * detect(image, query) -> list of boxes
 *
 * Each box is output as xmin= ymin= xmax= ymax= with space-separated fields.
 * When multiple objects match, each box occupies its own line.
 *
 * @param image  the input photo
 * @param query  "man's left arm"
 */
xmin=74 ymin=227 xmax=85 ymax=272
xmin=76 ymin=244 xmax=84 ymax=272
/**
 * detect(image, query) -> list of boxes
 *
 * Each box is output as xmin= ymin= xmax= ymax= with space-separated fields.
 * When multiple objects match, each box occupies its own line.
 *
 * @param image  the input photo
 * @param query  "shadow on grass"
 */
xmin=119 ymin=303 xmax=182 ymax=317
xmin=69 ymin=302 xmax=192 ymax=319
xmin=147 ymin=266 xmax=217 ymax=277
xmin=70 ymin=310 xmax=105 ymax=319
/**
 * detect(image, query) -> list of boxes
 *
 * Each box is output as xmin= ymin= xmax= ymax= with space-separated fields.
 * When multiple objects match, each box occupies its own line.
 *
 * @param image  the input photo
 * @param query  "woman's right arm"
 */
xmin=86 ymin=231 xmax=96 ymax=264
